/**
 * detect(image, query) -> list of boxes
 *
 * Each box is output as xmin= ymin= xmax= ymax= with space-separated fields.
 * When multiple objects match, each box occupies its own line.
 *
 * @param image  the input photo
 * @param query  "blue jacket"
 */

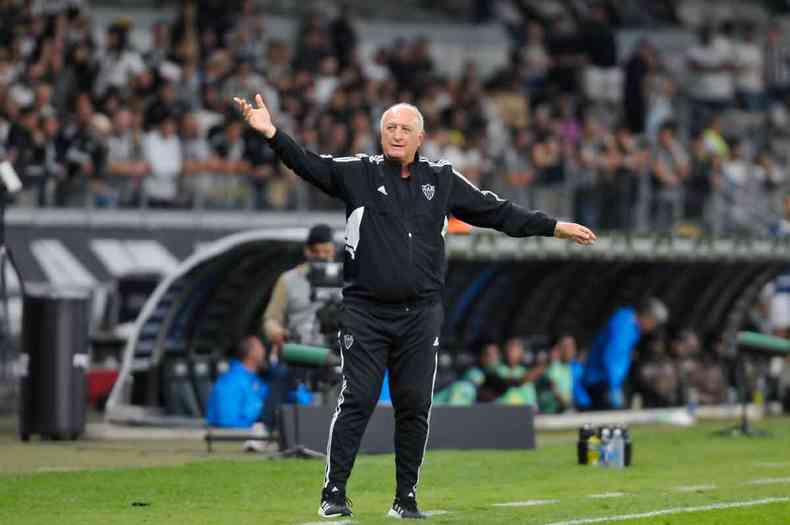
xmin=206 ymin=360 xmax=268 ymax=428
xmin=582 ymin=307 xmax=641 ymax=406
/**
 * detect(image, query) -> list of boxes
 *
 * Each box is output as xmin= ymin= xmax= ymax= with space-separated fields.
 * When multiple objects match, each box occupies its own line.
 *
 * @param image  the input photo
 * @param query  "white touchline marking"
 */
xmin=424 ymin=510 xmax=451 ymax=516
xmin=673 ymin=484 xmax=717 ymax=492
xmin=743 ymin=477 xmax=790 ymax=485
xmin=587 ymin=492 xmax=627 ymax=498
xmin=753 ymin=462 xmax=790 ymax=468
xmin=301 ymin=521 xmax=352 ymax=525
xmin=545 ymin=497 xmax=790 ymax=525
xmin=493 ymin=500 xmax=559 ymax=507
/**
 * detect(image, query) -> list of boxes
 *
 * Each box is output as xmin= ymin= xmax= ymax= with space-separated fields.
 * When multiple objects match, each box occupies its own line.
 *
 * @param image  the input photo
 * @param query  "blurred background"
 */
xmin=1 ymin=0 xmax=790 ymax=439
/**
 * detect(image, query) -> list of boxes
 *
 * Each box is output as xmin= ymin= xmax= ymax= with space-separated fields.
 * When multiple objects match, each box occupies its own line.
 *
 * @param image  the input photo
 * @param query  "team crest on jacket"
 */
xmin=343 ymin=334 xmax=354 ymax=349
xmin=421 ymin=183 xmax=435 ymax=201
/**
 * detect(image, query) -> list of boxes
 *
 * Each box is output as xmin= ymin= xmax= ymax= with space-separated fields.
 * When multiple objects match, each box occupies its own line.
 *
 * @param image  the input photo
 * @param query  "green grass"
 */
xmin=1 ymin=418 xmax=789 ymax=524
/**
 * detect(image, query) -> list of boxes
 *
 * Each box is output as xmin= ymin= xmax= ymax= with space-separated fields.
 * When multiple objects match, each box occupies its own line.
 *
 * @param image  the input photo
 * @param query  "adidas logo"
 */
xmin=433 ymin=337 xmax=439 ymax=347
xmin=331 ymin=487 xmax=339 ymax=493
xmin=377 ymin=185 xmax=388 ymax=195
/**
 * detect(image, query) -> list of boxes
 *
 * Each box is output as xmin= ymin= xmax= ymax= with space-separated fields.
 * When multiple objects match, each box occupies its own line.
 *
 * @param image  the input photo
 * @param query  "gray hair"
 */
xmin=379 ymin=103 xmax=424 ymax=133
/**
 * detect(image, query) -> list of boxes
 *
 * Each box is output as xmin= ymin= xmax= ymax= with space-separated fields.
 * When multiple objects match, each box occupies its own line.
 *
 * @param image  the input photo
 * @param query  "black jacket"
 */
xmin=267 ymin=130 xmax=557 ymax=305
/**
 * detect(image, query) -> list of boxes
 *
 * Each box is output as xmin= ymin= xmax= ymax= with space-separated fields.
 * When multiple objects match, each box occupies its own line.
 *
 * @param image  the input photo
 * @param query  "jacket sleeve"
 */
xmin=266 ymin=129 xmax=350 ymax=201
xmin=447 ymin=165 xmax=557 ymax=237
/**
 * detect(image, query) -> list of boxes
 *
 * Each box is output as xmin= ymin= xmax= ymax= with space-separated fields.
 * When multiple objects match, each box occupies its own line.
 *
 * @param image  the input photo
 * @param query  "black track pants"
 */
xmin=323 ymin=300 xmax=442 ymax=498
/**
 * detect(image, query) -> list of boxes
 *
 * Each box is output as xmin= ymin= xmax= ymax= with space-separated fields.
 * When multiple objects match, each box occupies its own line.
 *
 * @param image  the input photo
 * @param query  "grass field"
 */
xmin=1 ymin=417 xmax=789 ymax=524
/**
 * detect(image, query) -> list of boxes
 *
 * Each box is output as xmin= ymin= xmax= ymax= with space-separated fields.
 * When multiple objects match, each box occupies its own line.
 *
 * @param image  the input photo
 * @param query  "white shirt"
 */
xmin=686 ymin=44 xmax=734 ymax=100
xmin=733 ymin=42 xmax=765 ymax=92
xmin=142 ymin=131 xmax=182 ymax=201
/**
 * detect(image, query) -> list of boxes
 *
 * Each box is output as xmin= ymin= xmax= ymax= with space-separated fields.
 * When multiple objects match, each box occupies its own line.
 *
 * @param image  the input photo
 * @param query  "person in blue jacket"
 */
xmin=582 ymin=298 xmax=668 ymax=410
xmin=206 ymin=335 xmax=312 ymax=428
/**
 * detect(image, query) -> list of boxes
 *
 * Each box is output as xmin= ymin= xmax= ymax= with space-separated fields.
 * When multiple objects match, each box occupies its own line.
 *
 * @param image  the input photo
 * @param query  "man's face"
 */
xmin=380 ymin=107 xmax=424 ymax=164
xmin=248 ymin=338 xmax=266 ymax=368
xmin=305 ymin=242 xmax=336 ymax=262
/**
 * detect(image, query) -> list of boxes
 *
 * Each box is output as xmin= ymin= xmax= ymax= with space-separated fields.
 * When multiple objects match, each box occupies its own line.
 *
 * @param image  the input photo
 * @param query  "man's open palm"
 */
xmin=233 ymin=93 xmax=276 ymax=138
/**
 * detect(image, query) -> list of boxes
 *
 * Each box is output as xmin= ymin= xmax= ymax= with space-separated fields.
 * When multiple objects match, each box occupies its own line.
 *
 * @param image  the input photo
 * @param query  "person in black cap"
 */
xmin=263 ymin=224 xmax=338 ymax=353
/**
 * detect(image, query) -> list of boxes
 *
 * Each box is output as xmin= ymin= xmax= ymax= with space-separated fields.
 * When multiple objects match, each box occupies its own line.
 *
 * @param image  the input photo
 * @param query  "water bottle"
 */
xmin=588 ymin=433 xmax=601 ymax=466
xmin=599 ymin=427 xmax=611 ymax=466
xmin=610 ymin=428 xmax=625 ymax=468
xmin=622 ymin=426 xmax=632 ymax=467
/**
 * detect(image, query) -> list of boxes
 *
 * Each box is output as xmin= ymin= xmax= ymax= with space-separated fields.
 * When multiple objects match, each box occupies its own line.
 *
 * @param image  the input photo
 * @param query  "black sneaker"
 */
xmin=318 ymin=486 xmax=353 ymax=518
xmin=388 ymin=495 xmax=427 ymax=519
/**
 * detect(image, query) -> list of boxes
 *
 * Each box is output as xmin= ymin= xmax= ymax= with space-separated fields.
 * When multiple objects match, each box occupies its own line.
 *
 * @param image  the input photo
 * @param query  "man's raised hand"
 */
xmin=233 ymin=93 xmax=276 ymax=139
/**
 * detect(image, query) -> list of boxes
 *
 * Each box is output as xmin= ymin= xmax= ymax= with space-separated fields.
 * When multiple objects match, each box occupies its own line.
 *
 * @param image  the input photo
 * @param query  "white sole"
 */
xmin=318 ymin=508 xmax=352 ymax=518
xmin=387 ymin=508 xmax=403 ymax=518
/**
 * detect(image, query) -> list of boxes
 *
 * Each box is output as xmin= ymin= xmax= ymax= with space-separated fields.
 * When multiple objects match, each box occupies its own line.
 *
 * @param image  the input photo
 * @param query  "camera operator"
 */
xmin=263 ymin=224 xmax=339 ymax=353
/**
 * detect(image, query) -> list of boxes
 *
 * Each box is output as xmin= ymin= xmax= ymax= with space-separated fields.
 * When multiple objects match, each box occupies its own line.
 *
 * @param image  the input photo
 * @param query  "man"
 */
xmin=206 ymin=335 xmax=308 ymax=439
xmin=263 ymin=223 xmax=338 ymax=350
xmin=234 ymin=94 xmax=595 ymax=519
xmin=206 ymin=335 xmax=271 ymax=428
xmin=582 ymin=298 xmax=668 ymax=411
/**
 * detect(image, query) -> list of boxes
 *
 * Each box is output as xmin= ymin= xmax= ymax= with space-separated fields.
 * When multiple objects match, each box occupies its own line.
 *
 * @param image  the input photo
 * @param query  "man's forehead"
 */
xmin=384 ymin=108 xmax=419 ymax=125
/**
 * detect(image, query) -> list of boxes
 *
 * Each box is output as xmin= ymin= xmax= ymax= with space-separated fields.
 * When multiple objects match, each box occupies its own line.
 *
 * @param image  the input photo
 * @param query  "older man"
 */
xmin=234 ymin=94 xmax=595 ymax=519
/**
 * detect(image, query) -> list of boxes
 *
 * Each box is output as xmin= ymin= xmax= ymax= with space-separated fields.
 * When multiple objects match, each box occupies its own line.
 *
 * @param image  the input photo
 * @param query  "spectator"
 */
xmin=623 ymin=39 xmax=654 ymax=134
xmin=495 ymin=337 xmax=544 ymax=406
xmin=765 ymin=23 xmax=790 ymax=108
xmin=94 ymin=21 xmax=146 ymax=98
xmin=141 ymin=112 xmax=182 ymax=207
xmin=106 ymin=108 xmax=149 ymax=206
xmin=206 ymin=335 xmax=294 ymax=431
xmin=632 ymin=337 xmax=680 ymax=407
xmin=434 ymin=342 xmax=502 ymax=405
xmin=652 ymin=121 xmax=689 ymax=232
xmin=582 ymin=298 xmax=668 ymax=410
xmin=733 ymin=24 xmax=766 ymax=112
xmin=572 ymin=114 xmax=605 ymax=228
xmin=686 ymin=26 xmax=734 ymax=131
xmin=684 ymin=132 xmax=720 ymax=230
xmin=582 ymin=5 xmax=620 ymax=105
xmin=538 ymin=335 xmax=578 ymax=413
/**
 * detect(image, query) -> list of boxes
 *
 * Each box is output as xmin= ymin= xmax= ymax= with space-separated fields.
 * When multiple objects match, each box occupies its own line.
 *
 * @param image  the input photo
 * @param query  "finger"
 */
xmin=255 ymin=93 xmax=265 ymax=108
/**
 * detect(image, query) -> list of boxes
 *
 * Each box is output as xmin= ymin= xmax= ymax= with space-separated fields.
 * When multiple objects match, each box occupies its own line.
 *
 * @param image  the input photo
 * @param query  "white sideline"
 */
xmin=301 ymin=521 xmax=352 ymax=525
xmin=587 ymin=492 xmax=627 ymax=498
xmin=742 ymin=477 xmax=790 ymax=485
xmin=673 ymin=484 xmax=717 ymax=492
xmin=493 ymin=500 xmax=559 ymax=507
xmin=544 ymin=497 xmax=790 ymax=525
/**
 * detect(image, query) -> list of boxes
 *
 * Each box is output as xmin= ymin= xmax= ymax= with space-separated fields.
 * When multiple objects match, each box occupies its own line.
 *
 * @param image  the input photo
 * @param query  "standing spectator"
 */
xmin=207 ymin=115 xmax=253 ymax=208
xmin=572 ymin=114 xmax=605 ymax=228
xmin=106 ymin=108 xmax=149 ymax=206
xmin=733 ymin=24 xmax=766 ymax=112
xmin=684 ymin=132 xmax=720 ymax=230
xmin=329 ymin=3 xmax=357 ymax=71
xmin=652 ymin=121 xmax=689 ymax=232
xmin=520 ymin=21 xmax=551 ymax=96
xmin=765 ymin=22 xmax=790 ymax=108
xmin=494 ymin=128 xmax=534 ymax=205
xmin=56 ymin=94 xmax=106 ymax=206
xmin=94 ymin=21 xmax=146 ymax=98
xmin=582 ymin=5 xmax=620 ymax=106
xmin=141 ymin=112 xmax=183 ymax=207
xmin=686 ymin=26 xmax=734 ymax=131
xmin=582 ymin=298 xmax=668 ymax=410
xmin=623 ymin=39 xmax=654 ymax=134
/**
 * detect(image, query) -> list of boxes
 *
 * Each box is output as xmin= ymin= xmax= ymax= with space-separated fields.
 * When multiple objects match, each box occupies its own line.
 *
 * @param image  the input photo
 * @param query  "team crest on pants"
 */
xmin=421 ymin=183 xmax=435 ymax=201
xmin=343 ymin=334 xmax=354 ymax=349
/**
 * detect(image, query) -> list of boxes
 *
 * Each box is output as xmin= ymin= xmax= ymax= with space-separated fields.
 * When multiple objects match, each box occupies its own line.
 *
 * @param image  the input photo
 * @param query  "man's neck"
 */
xmin=241 ymin=360 xmax=258 ymax=373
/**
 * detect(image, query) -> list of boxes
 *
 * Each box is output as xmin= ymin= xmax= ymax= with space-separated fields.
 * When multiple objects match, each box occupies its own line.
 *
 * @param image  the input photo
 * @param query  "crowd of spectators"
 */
xmin=0 ymin=0 xmax=789 ymax=236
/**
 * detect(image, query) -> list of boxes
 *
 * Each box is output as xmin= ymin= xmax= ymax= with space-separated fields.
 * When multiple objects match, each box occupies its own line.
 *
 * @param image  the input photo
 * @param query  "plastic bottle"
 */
xmin=599 ymin=427 xmax=611 ymax=466
xmin=588 ymin=433 xmax=601 ymax=466
xmin=622 ymin=426 xmax=632 ymax=467
xmin=610 ymin=428 xmax=625 ymax=468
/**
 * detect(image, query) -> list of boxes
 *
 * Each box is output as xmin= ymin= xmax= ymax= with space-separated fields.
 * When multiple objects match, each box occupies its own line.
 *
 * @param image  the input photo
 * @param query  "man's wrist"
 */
xmin=263 ymin=126 xmax=277 ymax=140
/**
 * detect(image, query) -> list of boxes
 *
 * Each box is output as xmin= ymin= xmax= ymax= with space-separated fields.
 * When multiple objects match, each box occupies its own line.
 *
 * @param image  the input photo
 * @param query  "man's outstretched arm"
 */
xmin=234 ymin=93 xmax=346 ymax=200
xmin=447 ymin=165 xmax=596 ymax=244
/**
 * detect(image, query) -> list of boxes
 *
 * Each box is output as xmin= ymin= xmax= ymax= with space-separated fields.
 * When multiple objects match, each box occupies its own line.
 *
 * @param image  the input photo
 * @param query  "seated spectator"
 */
xmin=632 ymin=337 xmax=680 ymax=408
xmin=495 ymin=337 xmax=544 ymax=406
xmin=206 ymin=335 xmax=311 ymax=430
xmin=434 ymin=342 xmax=502 ymax=405
xmin=538 ymin=335 xmax=578 ymax=413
